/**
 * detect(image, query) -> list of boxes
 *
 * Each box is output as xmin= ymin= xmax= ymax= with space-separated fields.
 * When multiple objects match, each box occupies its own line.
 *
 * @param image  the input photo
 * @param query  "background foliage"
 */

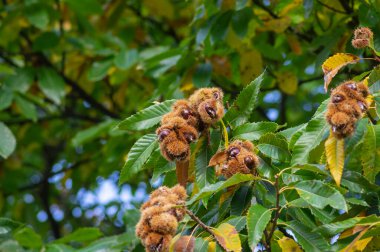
xmin=0 ymin=0 xmax=380 ymax=251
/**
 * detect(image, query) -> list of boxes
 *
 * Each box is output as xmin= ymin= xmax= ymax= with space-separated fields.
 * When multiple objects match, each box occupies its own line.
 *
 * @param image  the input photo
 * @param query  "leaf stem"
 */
xmin=185 ymin=209 xmax=227 ymax=252
xmin=220 ymin=119 xmax=229 ymax=148
xmin=265 ymin=175 xmax=281 ymax=251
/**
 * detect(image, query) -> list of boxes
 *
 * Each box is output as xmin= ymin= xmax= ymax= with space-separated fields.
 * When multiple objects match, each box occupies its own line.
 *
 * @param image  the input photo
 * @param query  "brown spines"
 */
xmin=173 ymin=236 xmax=195 ymax=252
xmin=136 ymin=185 xmax=188 ymax=252
xmin=352 ymin=27 xmax=373 ymax=49
xmin=189 ymin=88 xmax=225 ymax=125
xmin=156 ymin=88 xmax=225 ymax=171
xmin=161 ymin=100 xmax=199 ymax=129
xmin=325 ymin=81 xmax=370 ymax=139
xmin=156 ymin=118 xmax=198 ymax=162
xmin=144 ymin=233 xmax=172 ymax=252
xmin=209 ymin=140 xmax=259 ymax=178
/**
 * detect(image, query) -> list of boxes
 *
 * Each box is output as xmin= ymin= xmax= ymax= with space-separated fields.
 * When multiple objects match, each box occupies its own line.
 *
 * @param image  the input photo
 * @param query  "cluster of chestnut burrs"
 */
xmin=326 ymin=81 xmax=370 ymax=139
xmin=209 ymin=140 xmax=259 ymax=178
xmin=156 ymin=87 xmax=260 ymax=178
xmin=156 ymin=88 xmax=225 ymax=162
xmin=136 ymin=185 xmax=187 ymax=252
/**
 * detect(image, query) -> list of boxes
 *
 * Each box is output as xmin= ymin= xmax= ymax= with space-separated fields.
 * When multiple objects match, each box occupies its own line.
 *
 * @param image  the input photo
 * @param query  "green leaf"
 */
xmin=0 ymin=217 xmax=24 ymax=235
xmin=88 ymin=59 xmax=113 ymax=81
xmin=4 ymin=68 xmax=34 ymax=93
xmin=247 ymin=204 xmax=273 ymax=250
xmin=278 ymin=123 xmax=306 ymax=142
xmin=368 ymin=66 xmax=380 ymax=86
xmin=308 ymin=206 xmax=337 ymax=224
xmin=224 ymin=71 xmax=265 ymax=127
xmin=313 ymin=217 xmax=362 ymax=236
xmin=0 ymin=123 xmax=16 ymax=159
xmin=0 ymin=87 xmax=13 ymax=111
xmin=294 ymin=180 xmax=347 ymax=211
xmin=231 ymin=8 xmax=252 ymax=37
xmin=46 ymin=244 xmax=75 ymax=252
xmin=257 ymin=133 xmax=290 ymax=162
xmin=14 ymin=226 xmax=42 ymax=249
xmin=38 ymin=67 xmax=65 ymax=104
xmin=77 ymin=233 xmax=133 ymax=252
xmin=54 ymin=227 xmax=103 ymax=244
xmin=210 ymin=11 xmax=233 ymax=42
xmin=193 ymin=63 xmax=212 ymax=88
xmin=290 ymin=164 xmax=328 ymax=176
xmin=231 ymin=185 xmax=252 ymax=216
xmin=114 ymin=49 xmax=139 ymax=70
xmin=14 ymin=95 xmax=37 ymax=122
xmin=291 ymin=116 xmax=329 ymax=165
xmin=219 ymin=216 xmax=247 ymax=232
xmin=233 ymin=122 xmax=278 ymax=141
xmin=72 ymin=120 xmax=116 ymax=146
xmin=149 ymin=150 xmax=173 ymax=182
xmin=25 ymin=3 xmax=49 ymax=29
xmin=361 ymin=124 xmax=380 ymax=183
xmin=195 ymin=137 xmax=216 ymax=188
xmin=283 ymin=220 xmax=330 ymax=252
xmin=33 ymin=32 xmax=60 ymax=51
xmin=118 ymin=100 xmax=175 ymax=131
xmin=0 ymin=240 xmax=24 ymax=252
xmin=119 ymin=134 xmax=158 ymax=184
xmin=187 ymin=173 xmax=259 ymax=205
xmin=64 ymin=0 xmax=103 ymax=16
xmin=287 ymin=208 xmax=317 ymax=230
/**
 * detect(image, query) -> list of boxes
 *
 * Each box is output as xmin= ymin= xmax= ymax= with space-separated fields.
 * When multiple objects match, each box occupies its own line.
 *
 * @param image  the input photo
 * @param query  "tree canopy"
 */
xmin=0 ymin=0 xmax=380 ymax=251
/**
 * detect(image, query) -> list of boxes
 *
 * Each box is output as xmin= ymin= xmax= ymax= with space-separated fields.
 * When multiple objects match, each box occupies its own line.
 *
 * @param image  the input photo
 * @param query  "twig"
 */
xmin=317 ymin=0 xmax=347 ymax=14
xmin=367 ymin=111 xmax=377 ymax=124
xmin=185 ymin=209 xmax=227 ymax=252
xmin=251 ymin=0 xmax=278 ymax=18
xmin=265 ymin=175 xmax=281 ymax=251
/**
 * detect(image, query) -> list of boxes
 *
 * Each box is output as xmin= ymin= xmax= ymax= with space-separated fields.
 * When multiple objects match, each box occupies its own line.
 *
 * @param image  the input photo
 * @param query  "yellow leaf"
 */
xmin=259 ymin=17 xmax=291 ymax=33
xmin=277 ymin=237 xmax=302 ymax=252
xmin=142 ymin=0 xmax=175 ymax=20
xmin=322 ymin=53 xmax=360 ymax=91
xmin=277 ymin=71 xmax=298 ymax=95
xmin=325 ymin=131 xmax=345 ymax=186
xmin=169 ymin=234 xmax=181 ymax=252
xmin=211 ymin=223 xmax=242 ymax=251
xmin=221 ymin=0 xmax=236 ymax=10
xmin=219 ymin=185 xmax=236 ymax=205
xmin=278 ymin=0 xmax=302 ymax=17
xmin=208 ymin=241 xmax=216 ymax=252
xmin=340 ymin=226 xmax=372 ymax=252
xmin=239 ymin=49 xmax=263 ymax=85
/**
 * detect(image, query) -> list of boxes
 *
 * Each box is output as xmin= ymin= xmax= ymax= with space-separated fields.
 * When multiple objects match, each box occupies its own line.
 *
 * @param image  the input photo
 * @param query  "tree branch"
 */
xmin=17 ymin=158 xmax=91 ymax=192
xmin=17 ymin=31 xmax=120 ymax=119
xmin=185 ymin=209 xmax=227 ymax=252
xmin=317 ymin=0 xmax=347 ymax=14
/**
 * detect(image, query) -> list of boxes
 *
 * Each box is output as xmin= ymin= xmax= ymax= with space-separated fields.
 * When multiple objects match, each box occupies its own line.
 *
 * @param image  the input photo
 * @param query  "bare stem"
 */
xmin=265 ymin=175 xmax=281 ymax=251
xmin=185 ymin=209 xmax=227 ymax=252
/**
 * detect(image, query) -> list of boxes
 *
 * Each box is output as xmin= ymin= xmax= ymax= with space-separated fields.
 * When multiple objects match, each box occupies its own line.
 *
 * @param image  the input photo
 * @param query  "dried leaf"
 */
xmin=322 ymin=53 xmax=360 ymax=91
xmin=208 ymin=151 xmax=227 ymax=167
